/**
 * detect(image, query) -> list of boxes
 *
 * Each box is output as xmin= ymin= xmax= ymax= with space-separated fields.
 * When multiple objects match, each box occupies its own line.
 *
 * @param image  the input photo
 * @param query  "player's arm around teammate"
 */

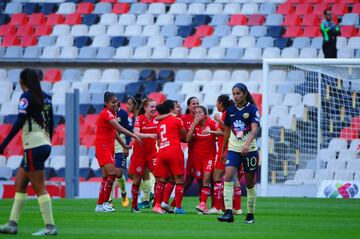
xmin=0 ymin=69 xmax=57 ymax=236
xmin=217 ymin=83 xmax=260 ymax=224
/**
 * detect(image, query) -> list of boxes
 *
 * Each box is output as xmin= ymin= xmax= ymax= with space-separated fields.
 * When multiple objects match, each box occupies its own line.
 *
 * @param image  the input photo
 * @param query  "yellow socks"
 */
xmin=141 ymin=179 xmax=152 ymax=201
xmin=224 ymin=182 xmax=235 ymax=210
xmin=38 ymin=194 xmax=55 ymax=226
xmin=118 ymin=175 xmax=126 ymax=194
xmin=246 ymin=187 xmax=256 ymax=214
xmin=9 ymin=192 xmax=27 ymax=223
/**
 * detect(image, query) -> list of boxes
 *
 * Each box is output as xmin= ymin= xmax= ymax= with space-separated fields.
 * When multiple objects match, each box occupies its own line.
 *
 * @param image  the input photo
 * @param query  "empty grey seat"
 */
xmin=310 ymin=37 xmax=323 ymax=49
xmin=259 ymin=3 xmax=276 ymax=15
xmin=225 ymin=48 xmax=244 ymax=60
xmin=213 ymin=25 xmax=231 ymax=37
xmin=292 ymin=37 xmax=310 ymax=48
xmin=250 ymin=26 xmax=267 ymax=37
xmin=40 ymin=81 xmax=52 ymax=93
xmin=175 ymin=14 xmax=193 ymax=26
xmin=107 ymin=82 xmax=125 ymax=93
xmin=210 ymin=14 xmax=229 ymax=26
xmin=78 ymin=47 xmax=97 ymax=60
xmin=93 ymin=3 xmax=112 ymax=14
xmin=0 ymin=166 xmax=12 ymax=180
xmin=129 ymin=3 xmax=147 ymax=14
xmin=4 ymin=46 xmax=23 ymax=59
xmin=355 ymin=49 xmax=360 ymax=58
xmin=7 ymin=69 xmax=21 ymax=84
xmin=128 ymin=36 xmax=147 ymax=47
xmin=263 ymin=47 xmax=280 ymax=58
xmin=0 ymin=47 xmax=4 ymax=58
xmin=256 ymin=37 xmax=274 ymax=48
xmin=160 ymin=24 xmax=178 ymax=37
xmin=121 ymin=69 xmax=139 ymax=82
xmin=62 ymin=69 xmax=81 ymax=82
xmin=264 ymin=14 xmax=283 ymax=26
xmin=4 ymin=3 xmax=22 ymax=14
xmin=38 ymin=36 xmax=56 ymax=47
xmin=163 ymin=82 xmax=181 ymax=95
xmin=91 ymin=92 xmax=105 ymax=104
xmin=340 ymin=13 xmax=359 ymax=26
xmin=23 ymin=46 xmax=42 ymax=59
xmin=96 ymin=47 xmax=115 ymax=60
xmin=201 ymin=36 xmax=220 ymax=48
xmin=165 ymin=36 xmax=183 ymax=48
xmin=89 ymin=82 xmax=107 ymax=94
xmin=338 ymin=48 xmax=354 ymax=58
xmin=175 ymin=70 xmax=194 ymax=82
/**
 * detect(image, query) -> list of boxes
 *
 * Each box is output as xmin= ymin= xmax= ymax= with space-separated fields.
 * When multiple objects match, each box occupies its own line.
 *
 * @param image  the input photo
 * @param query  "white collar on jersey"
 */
xmin=236 ymin=102 xmax=250 ymax=111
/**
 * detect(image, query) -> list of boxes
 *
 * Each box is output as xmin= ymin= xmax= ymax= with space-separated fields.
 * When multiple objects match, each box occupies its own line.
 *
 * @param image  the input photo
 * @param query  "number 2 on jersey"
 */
xmin=159 ymin=124 xmax=168 ymax=142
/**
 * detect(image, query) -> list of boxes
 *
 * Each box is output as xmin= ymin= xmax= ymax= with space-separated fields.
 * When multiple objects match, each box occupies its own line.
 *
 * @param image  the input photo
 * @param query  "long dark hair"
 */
xmin=232 ymin=83 xmax=255 ymax=105
xmin=185 ymin=96 xmax=199 ymax=114
xmin=195 ymin=105 xmax=208 ymax=116
xmin=157 ymin=100 xmax=175 ymax=115
xmin=128 ymin=93 xmax=142 ymax=110
xmin=217 ymin=94 xmax=234 ymax=111
xmin=138 ymin=98 xmax=155 ymax=115
xmin=103 ymin=91 xmax=117 ymax=108
xmin=20 ymin=68 xmax=44 ymax=110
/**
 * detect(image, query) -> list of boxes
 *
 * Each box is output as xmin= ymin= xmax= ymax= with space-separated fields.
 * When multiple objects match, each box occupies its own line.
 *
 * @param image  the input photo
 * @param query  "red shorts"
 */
xmin=186 ymin=155 xmax=195 ymax=176
xmin=95 ymin=145 xmax=115 ymax=167
xmin=214 ymin=149 xmax=228 ymax=171
xmin=128 ymin=149 xmax=157 ymax=176
xmin=193 ymin=156 xmax=214 ymax=180
xmin=154 ymin=147 xmax=184 ymax=179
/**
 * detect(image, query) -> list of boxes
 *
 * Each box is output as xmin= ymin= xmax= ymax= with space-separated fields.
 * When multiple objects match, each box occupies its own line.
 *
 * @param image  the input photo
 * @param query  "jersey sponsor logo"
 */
xmin=18 ymin=98 xmax=29 ymax=110
xmin=233 ymin=120 xmax=245 ymax=130
xmin=243 ymin=113 xmax=249 ymax=119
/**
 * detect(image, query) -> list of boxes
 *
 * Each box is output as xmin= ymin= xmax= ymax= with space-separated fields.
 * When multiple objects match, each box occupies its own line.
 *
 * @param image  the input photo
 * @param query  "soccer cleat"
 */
xmin=138 ymin=200 xmax=150 ymax=209
xmin=160 ymin=202 xmax=174 ymax=214
xmin=131 ymin=207 xmax=141 ymax=213
xmin=174 ymin=207 xmax=186 ymax=214
xmin=244 ymin=213 xmax=254 ymax=224
xmin=217 ymin=210 xmax=234 ymax=223
xmin=207 ymin=207 xmax=223 ymax=215
xmin=152 ymin=204 xmax=166 ymax=214
xmin=121 ymin=193 xmax=129 ymax=208
xmin=233 ymin=209 xmax=243 ymax=215
xmin=102 ymin=202 xmax=115 ymax=212
xmin=95 ymin=204 xmax=105 ymax=212
xmin=32 ymin=226 xmax=58 ymax=236
xmin=149 ymin=192 xmax=154 ymax=203
xmin=0 ymin=222 xmax=18 ymax=235
xmin=195 ymin=202 xmax=208 ymax=214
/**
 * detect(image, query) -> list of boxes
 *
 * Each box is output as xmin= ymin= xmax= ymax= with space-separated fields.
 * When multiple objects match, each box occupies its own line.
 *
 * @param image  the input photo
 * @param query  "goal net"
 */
xmin=261 ymin=59 xmax=360 ymax=196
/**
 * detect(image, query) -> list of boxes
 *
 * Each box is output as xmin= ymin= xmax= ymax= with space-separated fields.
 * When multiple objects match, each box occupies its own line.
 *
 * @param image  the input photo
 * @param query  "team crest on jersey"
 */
xmin=18 ymin=98 xmax=28 ymax=110
xmin=243 ymin=113 xmax=249 ymax=119
xmin=136 ymin=167 xmax=142 ymax=173
xmin=153 ymin=119 xmax=158 ymax=124
xmin=196 ymin=170 xmax=202 ymax=177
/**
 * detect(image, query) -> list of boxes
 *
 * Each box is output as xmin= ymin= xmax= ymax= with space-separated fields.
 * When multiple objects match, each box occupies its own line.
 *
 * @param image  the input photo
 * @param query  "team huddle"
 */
xmin=95 ymin=82 xmax=260 ymax=224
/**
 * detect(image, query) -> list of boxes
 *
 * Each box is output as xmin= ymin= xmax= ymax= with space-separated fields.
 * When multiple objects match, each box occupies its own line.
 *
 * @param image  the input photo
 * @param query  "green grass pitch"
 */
xmin=0 ymin=197 xmax=359 ymax=239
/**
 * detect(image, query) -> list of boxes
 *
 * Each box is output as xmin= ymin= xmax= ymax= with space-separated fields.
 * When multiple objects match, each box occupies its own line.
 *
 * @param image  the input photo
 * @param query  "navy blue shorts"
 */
xmin=115 ymin=153 xmax=127 ymax=169
xmin=21 ymin=145 xmax=51 ymax=172
xmin=225 ymin=150 xmax=259 ymax=173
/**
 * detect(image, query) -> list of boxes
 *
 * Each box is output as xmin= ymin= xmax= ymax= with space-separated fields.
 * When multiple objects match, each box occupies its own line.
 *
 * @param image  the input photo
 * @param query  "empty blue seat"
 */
xmin=129 ymin=3 xmax=147 ymax=14
xmin=78 ymin=47 xmax=97 ymax=59
xmin=143 ymin=81 xmax=161 ymax=95
xmin=0 ymin=47 xmax=5 ymax=58
xmin=175 ymin=14 xmax=193 ymax=26
xmin=165 ymin=36 xmax=183 ymax=48
xmin=0 ymin=14 xmax=10 ymax=25
xmin=96 ymin=47 xmax=115 ymax=60
xmin=160 ymin=25 xmax=178 ymax=37
xmin=82 ymin=0 xmax=98 ymax=3
xmin=74 ymin=36 xmax=92 ymax=48
xmin=110 ymin=37 xmax=128 ymax=48
xmin=4 ymin=46 xmax=23 ymax=59
xmin=23 ymin=3 xmax=39 ymax=14
xmin=275 ymin=38 xmax=291 ymax=49
xmin=79 ymin=168 xmax=93 ymax=180
xmin=225 ymin=48 xmax=244 ymax=60
xmin=116 ymin=92 xmax=126 ymax=102
xmin=158 ymin=69 xmax=175 ymax=82
xmin=93 ymin=3 xmax=112 ymax=14
xmin=128 ymin=36 xmax=146 ymax=48
xmin=83 ymin=14 xmax=100 ymax=26
xmin=139 ymin=69 xmax=156 ymax=81
xmin=4 ymin=115 xmax=17 ymax=125
xmin=178 ymin=25 xmax=195 ymax=37
xmin=23 ymin=46 xmax=42 ymax=59
xmin=126 ymin=82 xmax=143 ymax=96
xmin=267 ymin=26 xmax=284 ymax=38
xmin=80 ymin=104 xmax=92 ymax=116
xmin=201 ymin=36 xmax=219 ymax=48
xmin=192 ymin=15 xmax=211 ymax=26
xmin=39 ymin=3 xmax=58 ymax=14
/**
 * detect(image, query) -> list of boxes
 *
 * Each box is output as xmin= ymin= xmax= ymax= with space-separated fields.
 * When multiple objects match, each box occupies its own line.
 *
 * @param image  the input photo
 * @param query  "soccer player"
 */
xmin=95 ymin=92 xmax=140 ymax=213
xmin=153 ymin=100 xmax=187 ymax=214
xmin=208 ymin=95 xmax=243 ymax=215
xmin=0 ymin=69 xmax=57 ymax=236
xmin=128 ymin=98 xmax=158 ymax=213
xmin=217 ymin=83 xmax=260 ymax=224
xmin=187 ymin=105 xmax=221 ymax=214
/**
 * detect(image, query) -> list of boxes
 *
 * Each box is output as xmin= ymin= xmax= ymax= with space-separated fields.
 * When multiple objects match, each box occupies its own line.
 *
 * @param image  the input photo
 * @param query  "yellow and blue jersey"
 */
xmin=224 ymin=102 xmax=260 ymax=153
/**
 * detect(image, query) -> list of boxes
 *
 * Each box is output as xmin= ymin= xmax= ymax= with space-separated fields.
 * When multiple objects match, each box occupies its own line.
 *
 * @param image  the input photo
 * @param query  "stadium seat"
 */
xmin=64 ymin=13 xmax=82 ymax=25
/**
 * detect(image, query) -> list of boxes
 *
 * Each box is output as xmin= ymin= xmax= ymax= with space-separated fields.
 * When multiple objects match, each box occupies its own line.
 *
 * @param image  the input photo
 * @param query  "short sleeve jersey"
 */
xmin=217 ymin=111 xmax=227 ymax=148
xmin=133 ymin=114 xmax=158 ymax=153
xmin=181 ymin=114 xmax=195 ymax=156
xmin=224 ymin=102 xmax=260 ymax=153
xmin=114 ymin=109 xmax=132 ymax=153
xmin=192 ymin=118 xmax=218 ymax=159
xmin=157 ymin=116 xmax=184 ymax=150
xmin=18 ymin=91 xmax=52 ymax=149
xmin=95 ymin=108 xmax=116 ymax=148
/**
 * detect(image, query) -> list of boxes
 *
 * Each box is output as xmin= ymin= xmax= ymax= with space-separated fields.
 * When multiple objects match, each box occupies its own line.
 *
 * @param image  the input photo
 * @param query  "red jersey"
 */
xmin=133 ymin=114 xmax=158 ymax=153
xmin=157 ymin=116 xmax=184 ymax=150
xmin=181 ymin=114 xmax=195 ymax=153
xmin=217 ymin=111 xmax=227 ymax=149
xmin=95 ymin=108 xmax=116 ymax=147
xmin=192 ymin=117 xmax=218 ymax=159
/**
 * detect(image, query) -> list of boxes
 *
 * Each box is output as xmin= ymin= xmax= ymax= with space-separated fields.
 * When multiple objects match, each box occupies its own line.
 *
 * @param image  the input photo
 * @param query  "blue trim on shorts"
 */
xmin=115 ymin=153 xmax=127 ymax=169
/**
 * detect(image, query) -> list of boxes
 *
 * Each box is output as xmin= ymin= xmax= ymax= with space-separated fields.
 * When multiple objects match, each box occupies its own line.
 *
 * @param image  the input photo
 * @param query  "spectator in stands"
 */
xmin=321 ymin=9 xmax=340 ymax=58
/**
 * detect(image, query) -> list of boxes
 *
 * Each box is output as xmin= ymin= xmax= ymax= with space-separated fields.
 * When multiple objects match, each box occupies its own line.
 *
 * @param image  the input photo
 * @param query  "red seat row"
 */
xmin=228 ymin=14 xmax=265 ymax=26
xmin=278 ymin=2 xmax=359 ymax=15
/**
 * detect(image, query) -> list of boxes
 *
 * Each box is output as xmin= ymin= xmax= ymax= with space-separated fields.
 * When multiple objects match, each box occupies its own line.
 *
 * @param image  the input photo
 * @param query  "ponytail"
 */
xmin=20 ymin=68 xmax=44 ymax=110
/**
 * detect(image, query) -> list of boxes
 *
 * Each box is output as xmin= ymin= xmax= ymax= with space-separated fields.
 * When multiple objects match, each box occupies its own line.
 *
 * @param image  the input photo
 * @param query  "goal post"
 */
xmin=261 ymin=59 xmax=360 ymax=197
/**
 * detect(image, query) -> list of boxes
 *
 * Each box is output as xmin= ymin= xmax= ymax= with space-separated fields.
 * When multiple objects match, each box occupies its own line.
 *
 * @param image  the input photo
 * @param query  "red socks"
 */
xmin=200 ymin=186 xmax=211 ymax=204
xmin=175 ymin=184 xmax=184 ymax=209
xmin=131 ymin=184 xmax=140 ymax=208
xmin=213 ymin=181 xmax=223 ymax=210
xmin=103 ymin=175 xmax=115 ymax=203
xmin=233 ymin=186 xmax=242 ymax=210
xmin=97 ymin=177 xmax=107 ymax=205
xmin=155 ymin=181 xmax=165 ymax=205
xmin=163 ymin=182 xmax=175 ymax=205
